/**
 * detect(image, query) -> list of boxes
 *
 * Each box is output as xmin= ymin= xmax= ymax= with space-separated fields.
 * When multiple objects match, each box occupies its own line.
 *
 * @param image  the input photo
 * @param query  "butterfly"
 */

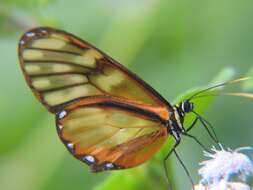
xmin=18 ymin=27 xmax=252 ymax=177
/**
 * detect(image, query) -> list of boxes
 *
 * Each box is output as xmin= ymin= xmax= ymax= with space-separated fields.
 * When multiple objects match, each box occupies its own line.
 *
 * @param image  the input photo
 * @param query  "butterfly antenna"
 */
xmin=192 ymin=110 xmax=219 ymax=144
xmin=190 ymin=92 xmax=253 ymax=101
xmin=188 ymin=77 xmax=249 ymax=101
xmin=163 ymin=161 xmax=173 ymax=190
xmin=163 ymin=149 xmax=195 ymax=190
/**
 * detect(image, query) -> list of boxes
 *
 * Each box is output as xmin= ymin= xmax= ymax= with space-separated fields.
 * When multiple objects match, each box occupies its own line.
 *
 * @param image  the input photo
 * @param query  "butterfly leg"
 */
xmin=173 ymin=149 xmax=195 ymax=190
xmin=197 ymin=115 xmax=219 ymax=144
xmin=185 ymin=117 xmax=198 ymax=132
xmin=191 ymin=112 xmax=219 ymax=144
xmin=186 ymin=113 xmax=219 ymax=144
xmin=163 ymin=131 xmax=195 ymax=190
xmin=163 ymin=131 xmax=180 ymax=190
xmin=183 ymin=117 xmax=211 ymax=152
xmin=182 ymin=132 xmax=210 ymax=153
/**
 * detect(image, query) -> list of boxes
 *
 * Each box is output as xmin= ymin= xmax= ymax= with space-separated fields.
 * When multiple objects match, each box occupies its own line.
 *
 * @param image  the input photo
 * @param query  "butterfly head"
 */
xmin=173 ymin=99 xmax=194 ymax=121
xmin=179 ymin=100 xmax=194 ymax=113
xmin=169 ymin=100 xmax=194 ymax=134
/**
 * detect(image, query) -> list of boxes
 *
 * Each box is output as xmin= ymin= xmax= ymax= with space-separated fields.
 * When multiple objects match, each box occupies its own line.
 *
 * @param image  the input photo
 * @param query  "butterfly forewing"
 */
xmin=18 ymin=27 xmax=170 ymax=113
xmin=56 ymin=98 xmax=167 ymax=171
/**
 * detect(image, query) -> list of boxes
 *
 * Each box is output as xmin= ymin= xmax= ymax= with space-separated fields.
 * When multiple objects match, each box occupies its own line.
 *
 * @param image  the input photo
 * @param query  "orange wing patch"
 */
xmin=56 ymin=100 xmax=167 ymax=171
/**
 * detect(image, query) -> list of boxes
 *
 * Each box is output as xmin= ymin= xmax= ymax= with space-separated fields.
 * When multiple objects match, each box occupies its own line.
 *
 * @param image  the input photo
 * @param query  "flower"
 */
xmin=194 ymin=180 xmax=251 ymax=190
xmin=193 ymin=145 xmax=253 ymax=190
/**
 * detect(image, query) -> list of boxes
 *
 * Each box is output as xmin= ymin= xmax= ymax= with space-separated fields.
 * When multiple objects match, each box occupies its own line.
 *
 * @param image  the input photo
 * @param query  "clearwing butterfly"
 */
xmin=18 ymin=27 xmax=253 ymax=181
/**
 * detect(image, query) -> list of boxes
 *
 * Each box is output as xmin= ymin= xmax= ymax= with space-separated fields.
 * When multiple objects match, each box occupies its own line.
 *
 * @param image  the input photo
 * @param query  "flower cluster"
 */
xmin=193 ymin=145 xmax=253 ymax=190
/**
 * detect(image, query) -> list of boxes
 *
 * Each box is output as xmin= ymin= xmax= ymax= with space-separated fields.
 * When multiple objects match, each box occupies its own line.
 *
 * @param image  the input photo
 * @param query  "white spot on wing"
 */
xmin=58 ymin=110 xmax=67 ymax=119
xmin=83 ymin=155 xmax=95 ymax=164
xmin=58 ymin=125 xmax=63 ymax=130
xmin=67 ymin=143 xmax=74 ymax=150
xmin=105 ymin=163 xmax=114 ymax=169
xmin=40 ymin=30 xmax=47 ymax=34
xmin=26 ymin=32 xmax=35 ymax=37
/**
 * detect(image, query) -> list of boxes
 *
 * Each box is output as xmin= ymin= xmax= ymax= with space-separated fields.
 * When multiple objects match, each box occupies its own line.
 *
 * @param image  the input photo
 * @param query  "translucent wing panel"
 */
xmin=24 ymin=62 xmax=90 ymax=76
xmin=89 ymin=65 xmax=158 ymax=107
xmin=31 ymin=74 xmax=88 ymax=90
xmin=18 ymin=27 xmax=170 ymax=112
xmin=56 ymin=103 xmax=167 ymax=171
xmin=22 ymin=48 xmax=98 ymax=68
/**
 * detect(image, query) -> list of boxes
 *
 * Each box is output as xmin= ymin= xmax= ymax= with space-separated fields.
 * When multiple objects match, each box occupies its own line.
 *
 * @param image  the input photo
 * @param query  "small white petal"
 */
xmin=199 ymin=146 xmax=253 ymax=184
xmin=194 ymin=181 xmax=251 ymax=190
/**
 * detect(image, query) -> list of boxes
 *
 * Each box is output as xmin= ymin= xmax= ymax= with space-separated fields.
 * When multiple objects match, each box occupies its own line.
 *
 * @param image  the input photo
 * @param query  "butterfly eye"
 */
xmin=181 ymin=100 xmax=194 ymax=113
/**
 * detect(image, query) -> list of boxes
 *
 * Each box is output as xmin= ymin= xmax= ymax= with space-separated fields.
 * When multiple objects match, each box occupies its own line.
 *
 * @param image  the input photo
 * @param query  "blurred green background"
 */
xmin=1 ymin=0 xmax=253 ymax=190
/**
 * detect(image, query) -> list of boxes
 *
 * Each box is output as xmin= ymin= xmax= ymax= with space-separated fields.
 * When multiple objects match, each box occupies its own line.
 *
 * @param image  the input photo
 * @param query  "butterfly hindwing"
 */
xmin=56 ymin=97 xmax=167 ymax=171
xmin=18 ymin=27 xmax=170 ymax=113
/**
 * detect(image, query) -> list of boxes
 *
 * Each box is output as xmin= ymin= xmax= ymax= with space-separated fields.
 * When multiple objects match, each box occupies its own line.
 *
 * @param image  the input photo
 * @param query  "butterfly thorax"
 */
xmin=168 ymin=100 xmax=194 ymax=136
